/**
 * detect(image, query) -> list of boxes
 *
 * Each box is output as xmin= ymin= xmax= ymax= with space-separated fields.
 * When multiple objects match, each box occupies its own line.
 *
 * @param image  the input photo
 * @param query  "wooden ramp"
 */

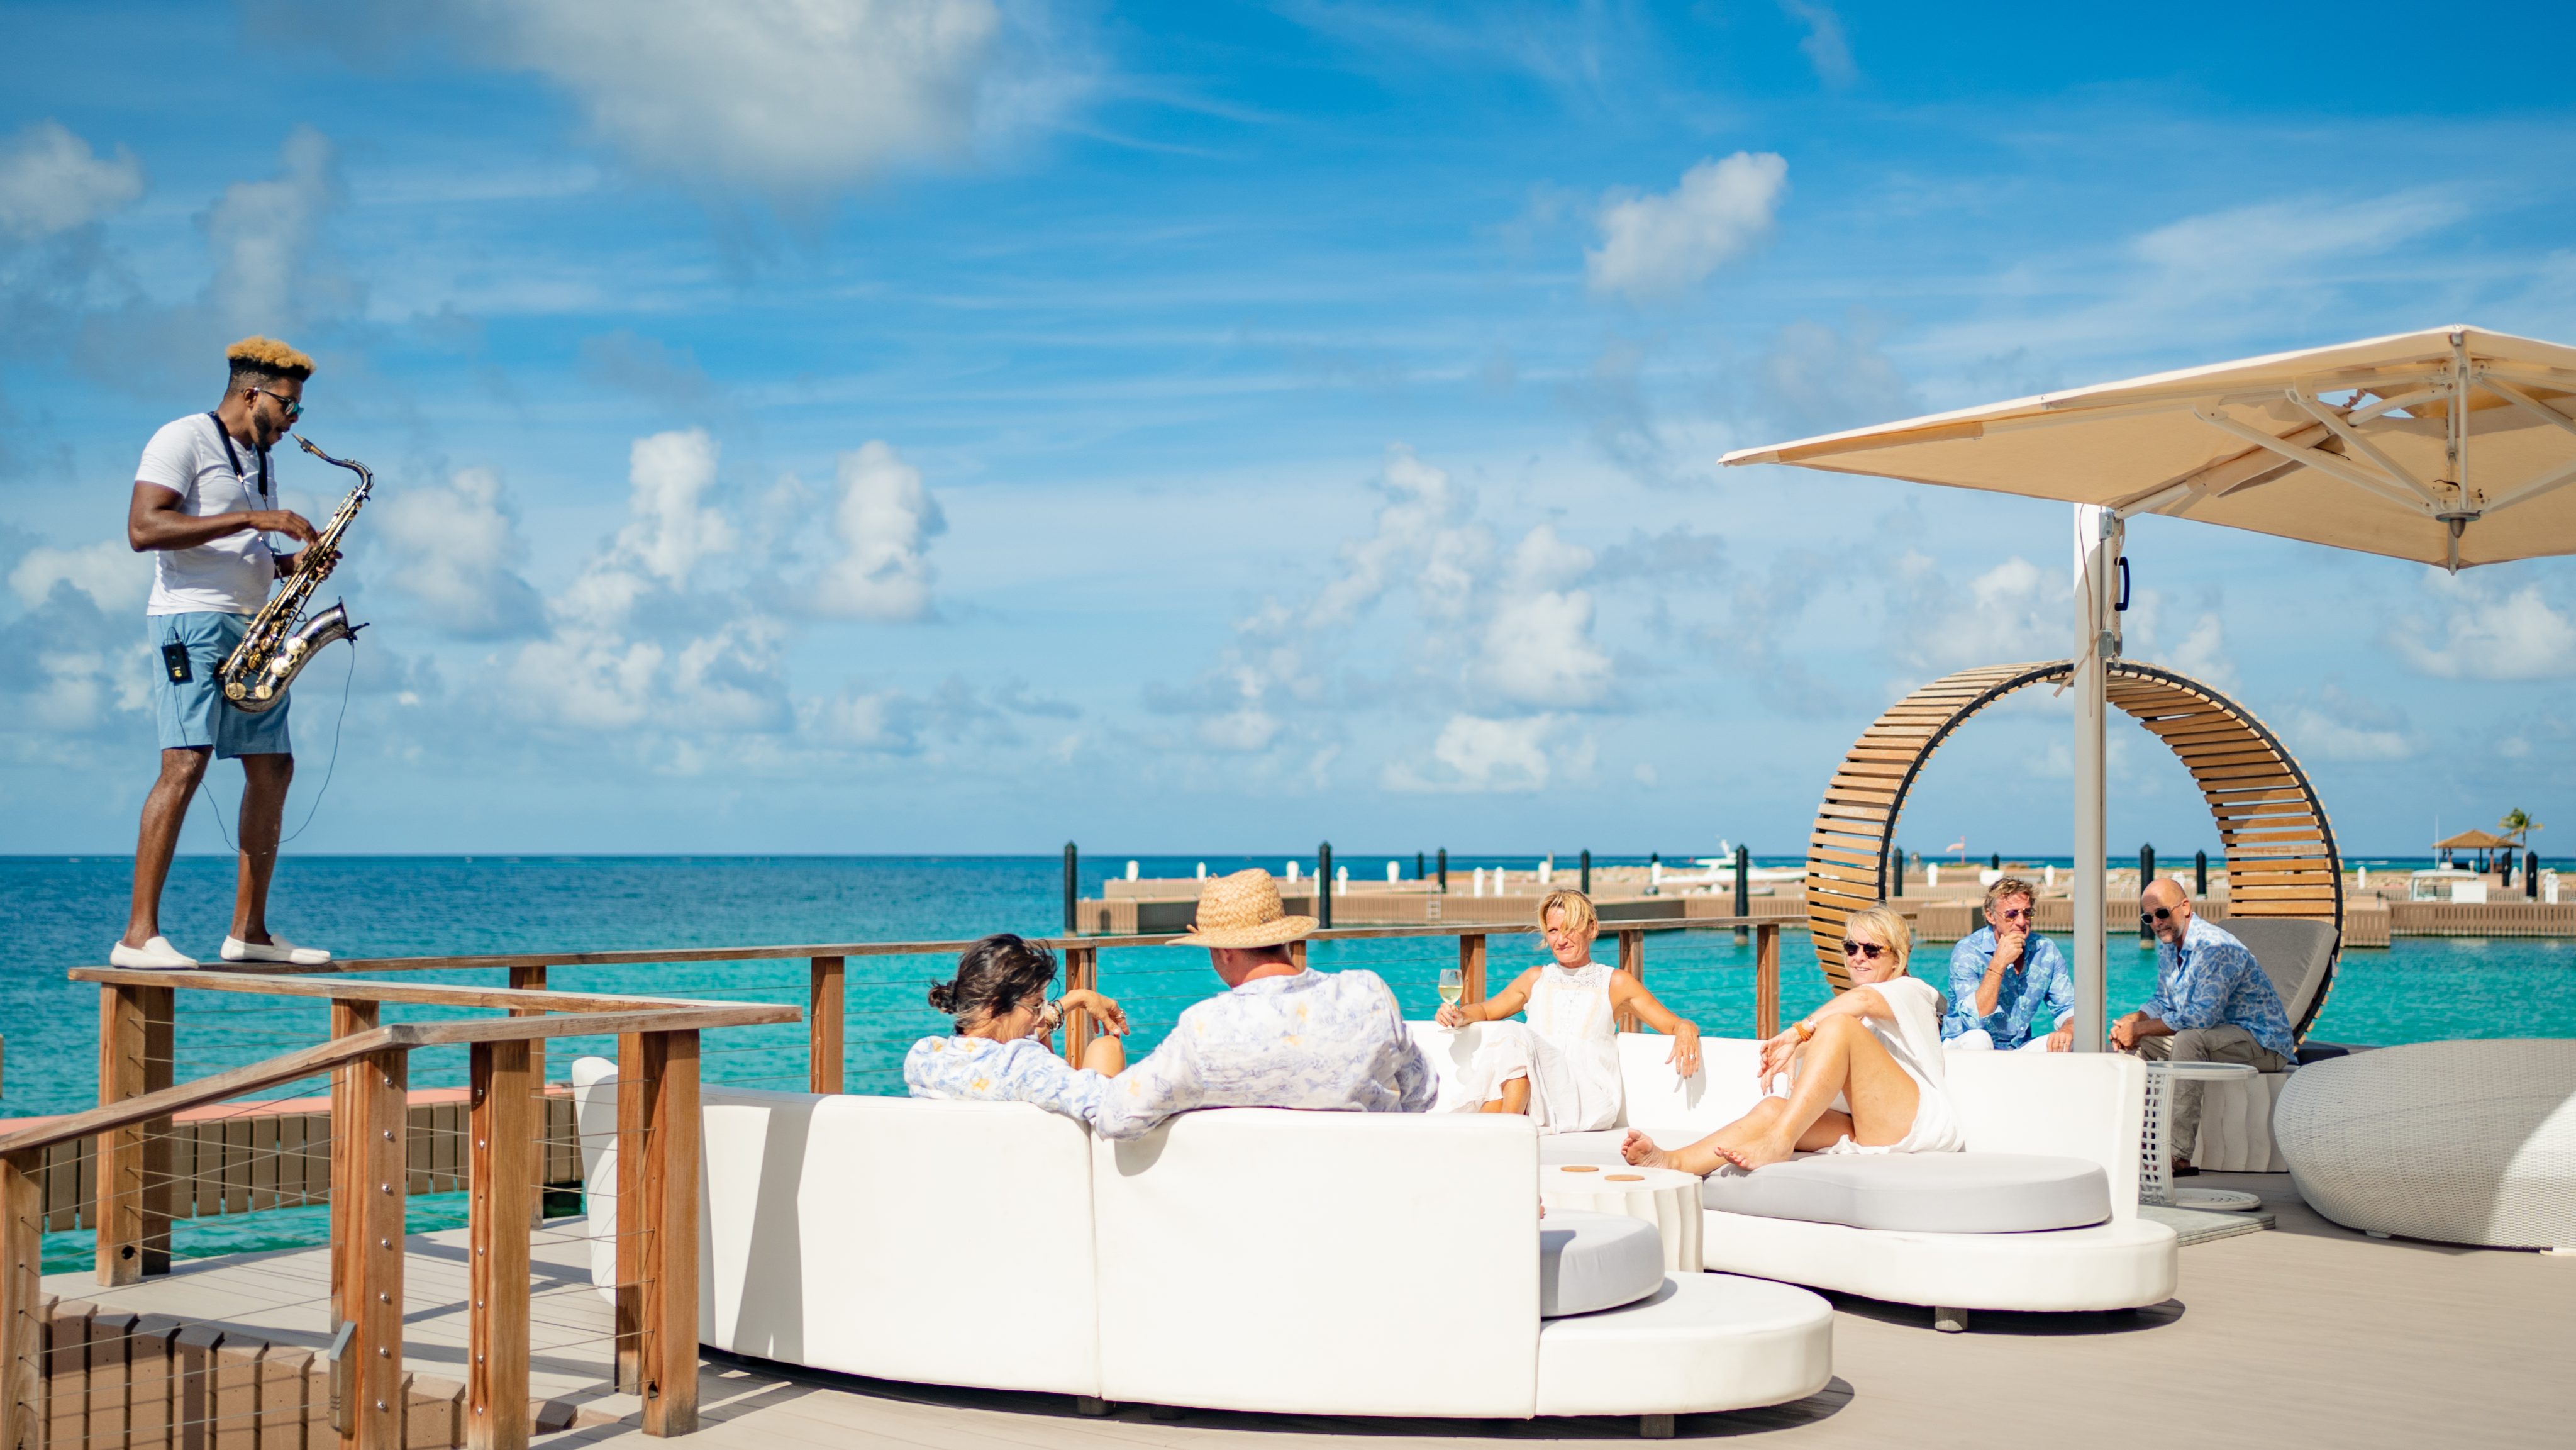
xmin=42 ymin=1177 xmax=2574 ymax=1449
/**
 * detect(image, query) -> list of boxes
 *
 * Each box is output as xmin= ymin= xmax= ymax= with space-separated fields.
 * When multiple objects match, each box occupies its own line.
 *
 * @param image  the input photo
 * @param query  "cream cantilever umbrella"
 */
xmin=1720 ymin=324 xmax=2576 ymax=1050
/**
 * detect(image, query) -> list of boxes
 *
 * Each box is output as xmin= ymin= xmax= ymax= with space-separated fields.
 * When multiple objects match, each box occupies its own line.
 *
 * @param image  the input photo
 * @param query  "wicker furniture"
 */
xmin=2275 ymin=1039 xmax=2576 ymax=1251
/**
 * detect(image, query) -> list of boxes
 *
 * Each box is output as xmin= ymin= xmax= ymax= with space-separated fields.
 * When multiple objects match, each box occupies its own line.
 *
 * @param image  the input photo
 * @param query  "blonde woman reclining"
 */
xmin=1435 ymin=888 xmax=1701 ymax=1132
xmin=1623 ymin=904 xmax=1960 ymax=1173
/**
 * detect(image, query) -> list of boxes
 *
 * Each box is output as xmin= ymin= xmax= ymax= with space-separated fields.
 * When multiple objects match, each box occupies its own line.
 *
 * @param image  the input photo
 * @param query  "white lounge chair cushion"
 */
xmin=1699 ymin=1152 xmax=2111 ymax=1234
xmin=1538 ymin=1211 xmax=1663 ymax=1317
xmin=1535 ymin=1273 xmax=1835 ymax=1417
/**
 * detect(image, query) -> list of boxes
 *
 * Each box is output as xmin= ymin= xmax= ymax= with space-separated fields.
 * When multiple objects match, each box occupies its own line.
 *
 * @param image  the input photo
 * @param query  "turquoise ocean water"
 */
xmin=7 ymin=854 xmax=2574 ymax=1269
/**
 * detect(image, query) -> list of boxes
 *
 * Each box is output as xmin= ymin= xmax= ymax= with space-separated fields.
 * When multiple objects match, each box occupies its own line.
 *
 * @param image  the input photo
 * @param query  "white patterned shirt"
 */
xmin=903 ymin=1035 xmax=1108 ymax=1125
xmin=1090 ymin=968 xmax=1436 ymax=1140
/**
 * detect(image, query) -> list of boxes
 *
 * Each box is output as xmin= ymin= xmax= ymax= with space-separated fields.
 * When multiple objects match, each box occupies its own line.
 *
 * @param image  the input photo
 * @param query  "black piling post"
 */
xmin=1063 ymin=841 xmax=1079 ymax=934
xmin=1437 ymin=847 xmax=1448 ymax=893
xmin=2140 ymin=845 xmax=2157 ymax=942
xmin=1889 ymin=844 xmax=1903 ymax=898
xmin=1416 ymin=851 xmax=1426 ymax=881
xmin=1580 ymin=849 xmax=1592 ymax=895
xmin=1990 ymin=851 xmax=2001 ymax=873
xmin=1734 ymin=844 xmax=1752 ymax=944
xmin=2196 ymin=850 xmax=2209 ymax=897
xmin=2529 ymin=850 xmax=2541 ymax=899
xmin=1318 ymin=840 xmax=1334 ymax=929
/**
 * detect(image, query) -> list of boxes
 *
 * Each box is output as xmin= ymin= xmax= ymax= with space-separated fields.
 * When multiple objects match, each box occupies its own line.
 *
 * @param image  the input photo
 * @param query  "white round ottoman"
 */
xmin=2275 ymin=1039 xmax=2576 ymax=1251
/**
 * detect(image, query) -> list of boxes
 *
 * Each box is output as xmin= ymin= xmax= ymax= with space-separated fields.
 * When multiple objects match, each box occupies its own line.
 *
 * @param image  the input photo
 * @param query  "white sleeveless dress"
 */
xmin=1777 ymin=976 xmax=1962 ymax=1155
xmin=1453 ymin=960 xmax=1623 ymax=1133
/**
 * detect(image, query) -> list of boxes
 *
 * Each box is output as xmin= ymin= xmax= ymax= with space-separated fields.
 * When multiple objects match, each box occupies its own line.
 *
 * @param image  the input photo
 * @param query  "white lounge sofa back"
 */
xmin=1091 ymin=1108 xmax=1542 ymax=1417
xmin=1412 ymin=1026 xmax=2145 ymax=1219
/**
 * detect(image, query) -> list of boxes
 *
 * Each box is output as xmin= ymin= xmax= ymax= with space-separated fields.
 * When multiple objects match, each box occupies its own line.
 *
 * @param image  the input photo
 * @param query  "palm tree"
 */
xmin=2499 ymin=807 xmax=2545 ymax=846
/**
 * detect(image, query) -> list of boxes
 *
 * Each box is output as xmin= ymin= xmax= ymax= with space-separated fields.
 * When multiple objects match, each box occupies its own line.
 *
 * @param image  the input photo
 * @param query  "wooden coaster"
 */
xmin=1605 ymin=1173 xmax=1643 ymax=1182
xmin=1558 ymin=1164 xmax=1599 ymax=1173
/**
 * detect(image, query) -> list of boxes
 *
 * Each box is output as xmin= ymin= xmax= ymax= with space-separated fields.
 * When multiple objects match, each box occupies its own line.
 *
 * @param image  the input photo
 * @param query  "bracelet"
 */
xmin=1795 ymin=1018 xmax=1818 ymax=1042
xmin=1038 ymin=998 xmax=1064 ymax=1030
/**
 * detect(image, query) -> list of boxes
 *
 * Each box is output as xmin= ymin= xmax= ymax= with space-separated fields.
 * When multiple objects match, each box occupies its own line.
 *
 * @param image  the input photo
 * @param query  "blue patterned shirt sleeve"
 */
xmin=1944 ymin=930 xmax=1996 ymax=1039
xmin=2144 ymin=918 xmax=2297 ymax=1062
xmin=902 ymin=1035 xmax=1108 ymax=1125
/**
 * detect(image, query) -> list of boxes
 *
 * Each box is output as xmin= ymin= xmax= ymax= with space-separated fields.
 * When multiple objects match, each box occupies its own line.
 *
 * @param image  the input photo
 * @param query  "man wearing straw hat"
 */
xmin=1091 ymin=868 xmax=1436 ymax=1140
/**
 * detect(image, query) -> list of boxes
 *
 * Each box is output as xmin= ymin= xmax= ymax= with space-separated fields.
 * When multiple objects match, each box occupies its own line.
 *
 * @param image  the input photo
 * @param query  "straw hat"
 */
xmin=1175 ymin=868 xmax=1316 ymax=949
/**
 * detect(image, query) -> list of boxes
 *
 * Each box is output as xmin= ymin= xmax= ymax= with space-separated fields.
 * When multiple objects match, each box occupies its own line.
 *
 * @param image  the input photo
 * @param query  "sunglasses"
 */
xmin=2140 ymin=906 xmax=2179 ymax=927
xmin=1841 ymin=940 xmax=1887 ymax=960
xmin=1992 ymin=906 xmax=2033 ymax=922
xmin=251 ymin=386 xmax=303 ymax=421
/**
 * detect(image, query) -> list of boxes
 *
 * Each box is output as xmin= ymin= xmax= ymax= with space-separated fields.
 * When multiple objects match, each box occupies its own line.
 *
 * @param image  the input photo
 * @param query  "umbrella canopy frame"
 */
xmin=1804 ymin=658 xmax=2344 ymax=1044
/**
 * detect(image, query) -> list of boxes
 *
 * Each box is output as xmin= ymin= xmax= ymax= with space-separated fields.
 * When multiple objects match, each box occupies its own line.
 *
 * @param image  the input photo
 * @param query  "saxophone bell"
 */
xmin=225 ymin=601 xmax=364 ymax=713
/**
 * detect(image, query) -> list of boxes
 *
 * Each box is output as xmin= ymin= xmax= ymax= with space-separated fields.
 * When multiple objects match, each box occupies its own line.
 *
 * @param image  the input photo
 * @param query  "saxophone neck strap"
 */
xmin=206 ymin=410 xmax=272 ymax=505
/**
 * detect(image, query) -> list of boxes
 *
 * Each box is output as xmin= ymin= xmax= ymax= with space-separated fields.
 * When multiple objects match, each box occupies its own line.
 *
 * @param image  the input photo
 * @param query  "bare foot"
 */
xmin=1620 ymin=1130 xmax=1672 ymax=1170
xmin=1716 ymin=1132 xmax=1797 ymax=1172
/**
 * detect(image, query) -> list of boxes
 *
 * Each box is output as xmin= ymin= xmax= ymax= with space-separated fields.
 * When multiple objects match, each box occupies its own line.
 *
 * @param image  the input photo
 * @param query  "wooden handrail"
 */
xmin=126 ymin=915 xmax=1802 ymax=978
xmin=0 ymin=1002 xmax=794 ymax=1157
xmin=69 ymin=966 xmax=791 ymax=1015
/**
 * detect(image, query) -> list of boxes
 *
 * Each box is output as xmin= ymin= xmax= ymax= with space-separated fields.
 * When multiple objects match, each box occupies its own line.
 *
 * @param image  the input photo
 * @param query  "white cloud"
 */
xmin=1778 ymin=2 xmax=1857 ymax=87
xmin=1760 ymin=318 xmax=1916 ymax=439
xmin=9 ymin=540 xmax=149 ymax=615
xmin=1587 ymin=152 xmax=1788 ymax=303
xmin=1384 ymin=713 xmax=1565 ymax=793
xmin=2284 ymin=706 xmax=2416 ymax=762
xmin=2391 ymin=573 xmax=2576 ymax=681
xmin=807 ymin=440 xmax=945 ymax=622
xmin=1308 ymin=445 xmax=1485 ymax=627
xmin=374 ymin=467 xmax=545 ymax=639
xmin=203 ymin=126 xmax=349 ymax=336
xmin=0 ymin=121 xmax=144 ymax=239
xmin=449 ymin=0 xmax=1048 ymax=194
xmin=1892 ymin=553 xmax=2062 ymax=673
xmin=1477 ymin=526 xmax=1611 ymax=706
xmin=2162 ymin=611 xmax=2237 ymax=692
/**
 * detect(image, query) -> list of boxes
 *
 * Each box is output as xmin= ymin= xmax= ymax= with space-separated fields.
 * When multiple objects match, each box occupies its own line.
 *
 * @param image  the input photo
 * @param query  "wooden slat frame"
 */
xmin=1803 ymin=658 xmax=2343 ymax=1039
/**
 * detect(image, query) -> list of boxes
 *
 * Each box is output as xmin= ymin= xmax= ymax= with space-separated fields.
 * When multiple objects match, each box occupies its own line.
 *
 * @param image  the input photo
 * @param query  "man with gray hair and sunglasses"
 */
xmin=1943 ymin=876 xmax=2075 ymax=1051
xmin=2112 ymin=878 xmax=2296 ymax=1175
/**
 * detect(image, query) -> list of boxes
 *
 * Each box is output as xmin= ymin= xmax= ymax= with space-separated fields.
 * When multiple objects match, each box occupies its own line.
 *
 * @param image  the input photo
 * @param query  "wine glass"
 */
xmin=1437 ymin=967 xmax=1464 ymax=1013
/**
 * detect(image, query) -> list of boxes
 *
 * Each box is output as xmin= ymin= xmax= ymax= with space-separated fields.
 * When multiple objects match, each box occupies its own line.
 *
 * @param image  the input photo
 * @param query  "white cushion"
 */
xmin=1536 ymin=1273 xmax=1835 ymax=1417
xmin=1698 ymin=1153 xmax=2111 ymax=1234
xmin=1701 ymin=1210 xmax=2178 ymax=1313
xmin=1540 ymin=1211 xmax=1663 ymax=1317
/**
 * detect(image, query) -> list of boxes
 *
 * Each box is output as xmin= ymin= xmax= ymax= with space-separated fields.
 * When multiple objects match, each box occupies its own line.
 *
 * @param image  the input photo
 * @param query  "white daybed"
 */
xmin=569 ymin=1057 xmax=1834 ymax=1434
xmin=1413 ymin=1027 xmax=2178 ymax=1329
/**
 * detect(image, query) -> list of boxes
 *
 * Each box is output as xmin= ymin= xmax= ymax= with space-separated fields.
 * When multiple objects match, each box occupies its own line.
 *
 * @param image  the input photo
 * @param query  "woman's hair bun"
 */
xmin=925 ymin=980 xmax=959 ymax=1013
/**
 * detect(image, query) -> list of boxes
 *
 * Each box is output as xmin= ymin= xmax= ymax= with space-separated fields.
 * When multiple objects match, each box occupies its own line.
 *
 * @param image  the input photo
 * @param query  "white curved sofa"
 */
xmin=2276 ymin=1038 xmax=2576 ymax=1251
xmin=1413 ymin=1028 xmax=2178 ymax=1324
xmin=568 ymin=1057 xmax=1834 ymax=1428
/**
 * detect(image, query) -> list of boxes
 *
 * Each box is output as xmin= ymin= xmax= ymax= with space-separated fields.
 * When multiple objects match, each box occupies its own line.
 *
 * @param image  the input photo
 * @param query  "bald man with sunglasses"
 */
xmin=2112 ymin=878 xmax=2296 ymax=1174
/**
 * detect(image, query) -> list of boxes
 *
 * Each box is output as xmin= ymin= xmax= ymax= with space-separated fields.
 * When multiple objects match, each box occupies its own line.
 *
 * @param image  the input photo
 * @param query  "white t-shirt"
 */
xmin=136 ymin=414 xmax=276 ymax=615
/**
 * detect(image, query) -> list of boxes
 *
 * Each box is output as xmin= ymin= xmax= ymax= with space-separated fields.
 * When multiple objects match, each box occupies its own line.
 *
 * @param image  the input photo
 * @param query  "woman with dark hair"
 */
xmin=902 ymin=933 xmax=1130 ymax=1124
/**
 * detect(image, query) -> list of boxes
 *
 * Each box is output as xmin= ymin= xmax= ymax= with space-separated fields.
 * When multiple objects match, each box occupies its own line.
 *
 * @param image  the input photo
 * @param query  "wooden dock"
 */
xmin=37 ymin=1170 xmax=2573 ymax=1448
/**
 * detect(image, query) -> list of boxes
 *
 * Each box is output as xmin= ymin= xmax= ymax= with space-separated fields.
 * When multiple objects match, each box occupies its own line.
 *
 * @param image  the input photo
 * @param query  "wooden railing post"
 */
xmin=808 ymin=957 xmax=845 ymax=1094
xmin=467 ymin=1040 xmax=532 ymax=1450
xmin=1060 ymin=947 xmax=1097 ymax=1064
xmin=633 ymin=1032 xmax=699 ymax=1437
xmin=344 ymin=1047 xmax=408 ymax=1449
xmin=614 ymin=1034 xmax=645 ymax=1396
xmin=1614 ymin=930 xmax=1645 ymax=1032
xmin=330 ymin=1000 xmax=382 ymax=1334
xmin=1458 ymin=934 xmax=1486 ymax=1005
xmin=140 ymin=986 xmax=174 ymax=1275
xmin=504 ymin=969 xmax=548 ymax=1229
xmin=1755 ymin=923 xmax=1782 ymax=1040
xmin=2 ymin=1148 xmax=37 ymax=1450
xmin=94 ymin=984 xmax=147 ymax=1286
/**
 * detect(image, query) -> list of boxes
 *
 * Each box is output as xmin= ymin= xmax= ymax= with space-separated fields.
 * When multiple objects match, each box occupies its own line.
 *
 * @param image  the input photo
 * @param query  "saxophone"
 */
xmin=218 ymin=435 xmax=373 ymax=713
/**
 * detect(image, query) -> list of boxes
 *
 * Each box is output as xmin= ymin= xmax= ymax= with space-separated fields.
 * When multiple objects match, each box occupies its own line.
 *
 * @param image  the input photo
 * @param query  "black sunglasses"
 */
xmin=1841 ymin=940 xmax=1886 ymax=960
xmin=2140 ymin=905 xmax=2179 ymax=927
xmin=251 ymin=386 xmax=303 ymax=421
xmin=1992 ymin=906 xmax=2033 ymax=922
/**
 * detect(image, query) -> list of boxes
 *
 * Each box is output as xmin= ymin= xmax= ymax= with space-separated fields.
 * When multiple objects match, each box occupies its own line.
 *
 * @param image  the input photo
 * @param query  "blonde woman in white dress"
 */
xmin=1621 ymin=903 xmax=1960 ymax=1173
xmin=1435 ymin=888 xmax=1702 ymax=1132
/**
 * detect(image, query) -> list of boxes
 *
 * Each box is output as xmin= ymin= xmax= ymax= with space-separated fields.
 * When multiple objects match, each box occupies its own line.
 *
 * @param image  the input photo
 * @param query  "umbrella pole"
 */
xmin=2071 ymin=505 xmax=2122 ymax=1052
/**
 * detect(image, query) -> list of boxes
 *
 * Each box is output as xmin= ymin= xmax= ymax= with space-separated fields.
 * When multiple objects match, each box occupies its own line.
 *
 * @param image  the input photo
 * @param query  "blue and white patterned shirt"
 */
xmin=1090 ymin=967 xmax=1436 ymax=1140
xmin=1943 ymin=927 xmax=2075 ymax=1047
xmin=903 ymin=1035 xmax=1108 ymax=1125
xmin=2143 ymin=916 xmax=2297 ymax=1064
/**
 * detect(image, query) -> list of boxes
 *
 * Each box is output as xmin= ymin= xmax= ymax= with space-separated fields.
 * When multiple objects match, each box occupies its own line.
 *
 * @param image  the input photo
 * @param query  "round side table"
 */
xmin=2143 ymin=1059 xmax=2263 ymax=1212
xmin=1539 ymin=1161 xmax=1703 ymax=1272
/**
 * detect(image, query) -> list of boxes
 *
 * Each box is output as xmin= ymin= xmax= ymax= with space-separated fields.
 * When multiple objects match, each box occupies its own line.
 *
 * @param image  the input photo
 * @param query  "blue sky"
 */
xmin=3 ymin=1 xmax=2574 ymax=858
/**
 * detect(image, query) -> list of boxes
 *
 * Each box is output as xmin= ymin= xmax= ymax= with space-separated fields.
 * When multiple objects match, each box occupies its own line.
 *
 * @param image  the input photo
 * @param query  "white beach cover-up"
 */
xmin=1781 ymin=976 xmax=1963 ymax=1156
xmin=1452 ymin=960 xmax=1624 ymax=1133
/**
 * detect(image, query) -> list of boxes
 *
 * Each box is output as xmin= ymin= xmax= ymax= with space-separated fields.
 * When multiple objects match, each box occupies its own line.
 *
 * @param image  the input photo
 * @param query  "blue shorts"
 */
xmin=152 ymin=612 xmax=292 ymax=757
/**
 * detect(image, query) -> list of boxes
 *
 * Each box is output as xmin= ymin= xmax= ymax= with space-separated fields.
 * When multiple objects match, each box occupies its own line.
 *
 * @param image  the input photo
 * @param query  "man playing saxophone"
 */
xmin=113 ymin=336 xmax=333 ymax=968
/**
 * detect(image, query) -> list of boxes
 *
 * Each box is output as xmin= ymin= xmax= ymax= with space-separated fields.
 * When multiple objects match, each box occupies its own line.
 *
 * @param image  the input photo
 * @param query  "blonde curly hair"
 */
xmin=225 ymin=336 xmax=314 ymax=386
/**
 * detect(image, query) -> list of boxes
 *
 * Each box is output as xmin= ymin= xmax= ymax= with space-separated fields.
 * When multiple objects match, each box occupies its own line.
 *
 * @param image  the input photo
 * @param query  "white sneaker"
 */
xmin=220 ymin=934 xmax=334 ymax=966
xmin=109 ymin=935 xmax=200 ymax=968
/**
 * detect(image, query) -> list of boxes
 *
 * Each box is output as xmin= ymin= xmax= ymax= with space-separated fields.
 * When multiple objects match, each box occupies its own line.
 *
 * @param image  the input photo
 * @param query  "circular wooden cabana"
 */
xmin=1803 ymin=659 xmax=2345 ymax=1034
